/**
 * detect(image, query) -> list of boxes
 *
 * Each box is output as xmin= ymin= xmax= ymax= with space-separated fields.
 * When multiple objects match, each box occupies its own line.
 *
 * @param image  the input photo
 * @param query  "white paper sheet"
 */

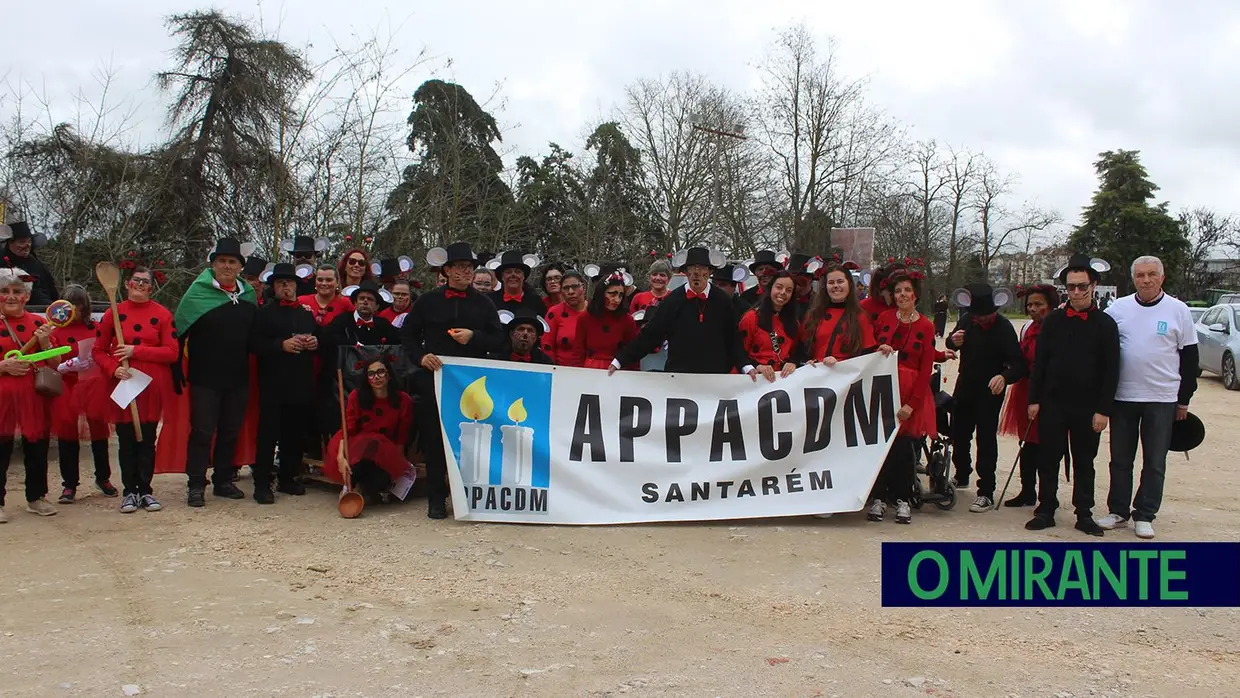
xmin=110 ymin=368 xmax=152 ymax=409
xmin=388 ymin=464 xmax=416 ymax=501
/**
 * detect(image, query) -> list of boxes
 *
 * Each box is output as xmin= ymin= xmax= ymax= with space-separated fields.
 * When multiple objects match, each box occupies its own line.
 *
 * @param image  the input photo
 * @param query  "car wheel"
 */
xmin=1224 ymin=353 xmax=1239 ymax=391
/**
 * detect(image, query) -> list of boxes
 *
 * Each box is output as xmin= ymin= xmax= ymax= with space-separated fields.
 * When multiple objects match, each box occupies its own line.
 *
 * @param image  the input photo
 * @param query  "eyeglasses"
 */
xmin=392 ymin=291 xmax=411 ymax=298
xmin=562 ymin=283 xmax=583 ymax=291
xmin=129 ymin=278 xmax=152 ymax=287
xmin=367 ymin=369 xmax=388 ymax=378
xmin=1065 ymin=283 xmax=1092 ymax=292
xmin=545 ymin=275 xmax=562 ymax=282
xmin=347 ymin=258 xmax=367 ymax=266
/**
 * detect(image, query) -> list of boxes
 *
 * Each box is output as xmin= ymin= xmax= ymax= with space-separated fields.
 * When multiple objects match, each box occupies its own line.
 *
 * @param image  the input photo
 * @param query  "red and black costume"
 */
xmin=298 ymin=292 xmax=354 ymax=328
xmin=628 ymin=288 xmax=670 ymax=315
xmin=50 ymin=319 xmax=111 ymax=494
xmin=489 ymin=285 xmax=546 ymax=318
xmin=738 ymin=308 xmax=800 ymax=370
xmin=999 ymin=315 xmax=1044 ymax=505
xmin=574 ymin=310 xmax=639 ymax=370
xmin=543 ymin=302 xmax=586 ymax=367
xmin=327 ymin=389 xmax=414 ymax=497
xmin=615 ymin=280 xmax=750 ymax=374
xmin=802 ymin=304 xmax=876 ymax=362
xmin=88 ymin=299 xmax=179 ymax=498
xmin=0 ymin=311 xmax=55 ymax=507
xmin=869 ymin=309 xmax=937 ymax=508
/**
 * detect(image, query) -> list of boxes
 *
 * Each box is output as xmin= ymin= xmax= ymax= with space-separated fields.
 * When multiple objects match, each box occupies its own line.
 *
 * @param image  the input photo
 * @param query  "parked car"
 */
xmin=1190 ymin=307 xmax=1207 ymax=323
xmin=1196 ymin=303 xmax=1240 ymax=390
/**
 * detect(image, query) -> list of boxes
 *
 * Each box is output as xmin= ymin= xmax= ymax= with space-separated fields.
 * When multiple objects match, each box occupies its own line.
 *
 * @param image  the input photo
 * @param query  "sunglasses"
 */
xmin=347 ymin=258 xmax=367 ymax=266
xmin=1065 ymin=282 xmax=1092 ymax=292
xmin=562 ymin=283 xmax=584 ymax=291
xmin=129 ymin=278 xmax=152 ymax=287
xmin=367 ymin=369 xmax=388 ymax=378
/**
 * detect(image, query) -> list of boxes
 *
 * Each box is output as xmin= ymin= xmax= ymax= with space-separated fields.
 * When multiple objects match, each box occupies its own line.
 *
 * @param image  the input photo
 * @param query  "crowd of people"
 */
xmin=0 ymin=221 xmax=1201 ymax=538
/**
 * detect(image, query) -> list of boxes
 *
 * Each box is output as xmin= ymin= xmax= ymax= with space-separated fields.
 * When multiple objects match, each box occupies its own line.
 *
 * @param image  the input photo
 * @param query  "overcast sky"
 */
xmin=7 ymin=0 xmax=1239 ymax=239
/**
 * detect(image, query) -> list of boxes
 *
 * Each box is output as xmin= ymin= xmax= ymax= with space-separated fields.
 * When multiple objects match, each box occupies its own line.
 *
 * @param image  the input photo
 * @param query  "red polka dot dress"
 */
xmin=325 ymin=390 xmax=414 ymax=484
xmin=0 ymin=312 xmax=54 ymax=440
xmin=543 ymin=302 xmax=586 ymax=367
xmin=85 ymin=299 xmax=178 ymax=423
xmin=738 ymin=309 xmax=799 ymax=369
xmin=875 ymin=308 xmax=937 ymax=438
xmin=573 ymin=310 xmax=639 ymax=370
xmin=49 ymin=320 xmax=109 ymax=440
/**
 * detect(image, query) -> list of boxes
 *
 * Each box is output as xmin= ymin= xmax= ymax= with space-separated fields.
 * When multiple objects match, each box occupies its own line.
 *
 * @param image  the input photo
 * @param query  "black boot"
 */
xmin=253 ymin=485 xmax=275 ymax=505
xmin=91 ymin=440 xmax=116 ymax=495
xmin=427 ymin=498 xmax=448 ymax=520
xmin=187 ymin=488 xmax=206 ymax=508
xmin=1025 ymin=514 xmax=1055 ymax=531
xmin=1075 ymin=516 xmax=1104 ymax=537
xmin=212 ymin=481 xmax=245 ymax=499
xmin=276 ymin=480 xmax=306 ymax=496
xmin=1004 ymin=491 xmax=1037 ymax=507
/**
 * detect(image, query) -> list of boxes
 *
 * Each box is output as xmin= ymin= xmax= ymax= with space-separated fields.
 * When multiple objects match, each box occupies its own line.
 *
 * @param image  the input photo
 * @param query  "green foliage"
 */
xmin=1068 ymin=150 xmax=1188 ymax=295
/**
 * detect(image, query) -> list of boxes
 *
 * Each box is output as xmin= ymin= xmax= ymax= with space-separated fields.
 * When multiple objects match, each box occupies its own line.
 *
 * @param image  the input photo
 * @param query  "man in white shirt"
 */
xmin=1099 ymin=256 xmax=1198 ymax=539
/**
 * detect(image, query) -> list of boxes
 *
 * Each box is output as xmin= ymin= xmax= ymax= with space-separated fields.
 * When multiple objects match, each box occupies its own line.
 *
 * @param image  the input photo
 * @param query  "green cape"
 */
xmin=174 ymin=268 xmax=257 ymax=333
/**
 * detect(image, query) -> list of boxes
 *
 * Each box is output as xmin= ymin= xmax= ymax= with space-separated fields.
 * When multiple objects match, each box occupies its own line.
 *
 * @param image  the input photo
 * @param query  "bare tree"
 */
xmin=942 ymin=145 xmax=979 ymax=285
xmin=972 ymin=161 xmax=1060 ymax=276
xmin=1180 ymin=207 xmax=1239 ymax=298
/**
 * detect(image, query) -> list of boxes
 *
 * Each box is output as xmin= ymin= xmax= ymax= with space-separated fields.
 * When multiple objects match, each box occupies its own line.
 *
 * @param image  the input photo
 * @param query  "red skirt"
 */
xmin=323 ymin=430 xmax=408 ymax=485
xmin=896 ymin=365 xmax=936 ymax=439
xmin=0 ymin=376 xmax=50 ymax=441
xmin=999 ymin=379 xmax=1039 ymax=444
xmin=50 ymin=375 xmax=110 ymax=441
xmin=76 ymin=363 xmax=171 ymax=425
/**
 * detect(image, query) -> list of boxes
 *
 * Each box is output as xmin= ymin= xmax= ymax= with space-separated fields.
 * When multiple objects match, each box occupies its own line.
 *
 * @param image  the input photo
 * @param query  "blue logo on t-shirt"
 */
xmin=1157 ymin=321 xmax=1169 ymax=336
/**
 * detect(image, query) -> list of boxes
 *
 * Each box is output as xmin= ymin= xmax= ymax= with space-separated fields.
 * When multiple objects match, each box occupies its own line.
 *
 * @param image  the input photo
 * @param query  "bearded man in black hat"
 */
xmin=944 ymin=282 xmax=1026 ymax=512
xmin=326 ymin=281 xmax=400 ymax=349
xmin=402 ymin=242 xmax=504 ymax=519
xmin=174 ymin=237 xmax=259 ymax=507
xmin=612 ymin=247 xmax=756 ymax=377
xmin=251 ymin=263 xmax=319 ymax=504
xmin=1024 ymin=254 xmax=1120 ymax=536
xmin=488 ymin=251 xmax=546 ymax=317
xmin=0 ymin=222 xmax=58 ymax=304
xmin=739 ymin=250 xmax=781 ymax=309
xmin=492 ymin=312 xmax=554 ymax=364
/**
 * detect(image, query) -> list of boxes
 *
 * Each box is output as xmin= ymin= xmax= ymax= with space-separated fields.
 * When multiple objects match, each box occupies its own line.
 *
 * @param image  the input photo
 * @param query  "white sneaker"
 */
xmin=26 ymin=498 xmax=57 ymax=516
xmin=969 ymin=496 xmax=994 ymax=513
xmin=120 ymin=494 xmax=140 ymax=514
xmin=1134 ymin=521 xmax=1155 ymax=539
xmin=867 ymin=499 xmax=886 ymax=522
xmin=1096 ymin=513 xmax=1129 ymax=530
xmin=895 ymin=500 xmax=912 ymax=524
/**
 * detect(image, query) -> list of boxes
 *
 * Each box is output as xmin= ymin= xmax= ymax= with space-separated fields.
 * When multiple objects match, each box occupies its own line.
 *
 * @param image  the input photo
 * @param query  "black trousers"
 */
xmin=186 ymin=384 xmax=250 ymax=490
xmin=58 ymin=439 xmax=111 ymax=490
xmin=254 ymin=400 xmax=309 ymax=488
xmin=875 ymin=435 xmax=916 ymax=503
xmin=1034 ymin=404 xmax=1101 ymax=519
xmin=414 ymin=371 xmax=448 ymax=504
xmin=951 ymin=390 xmax=1004 ymax=497
xmin=353 ymin=460 xmax=393 ymax=498
xmin=117 ymin=422 xmax=158 ymax=496
xmin=1016 ymin=442 xmax=1041 ymax=496
xmin=0 ymin=438 xmax=49 ymax=505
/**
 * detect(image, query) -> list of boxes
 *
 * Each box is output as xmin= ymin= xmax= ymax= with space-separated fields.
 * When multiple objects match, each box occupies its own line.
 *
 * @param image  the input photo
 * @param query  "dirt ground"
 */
xmin=2 ymin=353 xmax=1238 ymax=698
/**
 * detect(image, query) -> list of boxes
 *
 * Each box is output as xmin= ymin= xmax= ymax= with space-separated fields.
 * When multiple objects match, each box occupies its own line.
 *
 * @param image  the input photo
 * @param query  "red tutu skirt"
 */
xmin=76 ymin=363 xmax=172 ymax=426
xmin=50 ymin=375 xmax=110 ymax=441
xmin=323 ymin=430 xmax=408 ymax=485
xmin=896 ymin=365 xmax=936 ymax=439
xmin=0 ymin=375 xmax=50 ymax=441
xmin=999 ymin=379 xmax=1039 ymax=443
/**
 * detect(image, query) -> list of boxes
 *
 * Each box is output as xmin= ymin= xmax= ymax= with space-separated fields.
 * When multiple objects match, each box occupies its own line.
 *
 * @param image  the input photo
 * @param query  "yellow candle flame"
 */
xmin=507 ymin=397 xmax=527 ymax=424
xmin=460 ymin=376 xmax=494 ymax=421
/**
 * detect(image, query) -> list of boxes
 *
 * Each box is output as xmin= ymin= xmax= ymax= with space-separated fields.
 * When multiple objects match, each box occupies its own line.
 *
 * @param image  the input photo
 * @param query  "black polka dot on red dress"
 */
xmin=150 ymin=318 xmax=159 ymax=326
xmin=560 ymin=337 xmax=569 ymax=345
xmin=16 ymin=324 xmax=25 ymax=333
xmin=133 ymin=323 xmax=144 ymax=333
xmin=132 ymin=338 xmax=142 ymax=345
xmin=118 ymin=314 xmax=127 ymax=322
xmin=601 ymin=324 xmax=610 ymax=333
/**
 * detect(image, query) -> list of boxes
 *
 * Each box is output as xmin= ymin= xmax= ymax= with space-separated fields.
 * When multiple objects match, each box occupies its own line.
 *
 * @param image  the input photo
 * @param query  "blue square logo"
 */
xmin=1157 ymin=320 xmax=1169 ymax=336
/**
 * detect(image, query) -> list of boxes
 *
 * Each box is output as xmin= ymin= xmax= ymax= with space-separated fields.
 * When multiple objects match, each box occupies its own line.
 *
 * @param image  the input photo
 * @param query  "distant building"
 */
xmin=991 ymin=244 xmax=1071 ymax=286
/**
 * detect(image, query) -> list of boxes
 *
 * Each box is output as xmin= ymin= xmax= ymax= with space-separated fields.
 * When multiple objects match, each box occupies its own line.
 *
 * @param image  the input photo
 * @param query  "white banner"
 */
xmin=434 ymin=353 xmax=901 ymax=525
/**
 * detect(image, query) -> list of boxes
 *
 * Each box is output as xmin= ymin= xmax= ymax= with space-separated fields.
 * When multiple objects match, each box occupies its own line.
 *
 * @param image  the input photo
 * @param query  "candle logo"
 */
xmin=501 ymin=398 xmax=533 ymax=487
xmin=457 ymin=377 xmax=494 ymax=485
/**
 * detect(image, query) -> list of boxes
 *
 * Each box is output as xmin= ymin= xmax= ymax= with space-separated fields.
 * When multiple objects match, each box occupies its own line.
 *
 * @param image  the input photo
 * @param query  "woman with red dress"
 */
xmin=543 ymin=270 xmax=589 ymax=366
xmin=628 ymin=258 xmax=672 ymax=313
xmin=859 ymin=259 xmax=906 ymax=325
xmin=0 ymin=267 xmax=59 ymax=520
xmin=998 ymin=284 xmax=1057 ymax=507
xmin=328 ymin=353 xmax=414 ymax=504
xmin=738 ymin=272 xmax=802 ymax=380
xmin=298 ymin=265 xmax=354 ymax=327
xmin=337 ymin=248 xmax=374 ymax=289
xmin=574 ymin=272 xmax=639 ymax=370
xmin=87 ymin=266 xmax=179 ymax=513
xmin=871 ymin=270 xmax=936 ymax=524
xmin=50 ymin=285 xmax=115 ymax=503
xmin=540 ymin=264 xmax=565 ymax=310
xmin=800 ymin=265 xmax=875 ymax=365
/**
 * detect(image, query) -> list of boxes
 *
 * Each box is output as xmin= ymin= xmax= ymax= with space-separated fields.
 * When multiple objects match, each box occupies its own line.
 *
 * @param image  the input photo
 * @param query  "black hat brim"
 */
xmin=1168 ymin=412 xmax=1205 ymax=452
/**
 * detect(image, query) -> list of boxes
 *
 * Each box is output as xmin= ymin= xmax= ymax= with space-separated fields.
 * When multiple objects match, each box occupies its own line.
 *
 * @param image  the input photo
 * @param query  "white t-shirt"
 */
xmin=1105 ymin=292 xmax=1196 ymax=403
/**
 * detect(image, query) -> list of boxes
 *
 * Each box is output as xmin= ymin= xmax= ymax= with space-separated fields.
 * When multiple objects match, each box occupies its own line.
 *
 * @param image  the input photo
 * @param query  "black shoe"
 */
xmin=253 ymin=487 xmax=275 ymax=505
xmin=187 ymin=488 xmax=206 ymax=508
xmin=97 ymin=481 xmax=119 ymax=497
xmin=212 ymin=482 xmax=246 ymax=500
xmin=953 ymin=472 xmax=972 ymax=489
xmin=1075 ymin=517 xmax=1104 ymax=537
xmin=276 ymin=481 xmax=306 ymax=496
xmin=427 ymin=498 xmax=448 ymax=520
xmin=1004 ymin=492 xmax=1037 ymax=507
xmin=1024 ymin=515 xmax=1055 ymax=531
xmin=58 ymin=487 xmax=76 ymax=504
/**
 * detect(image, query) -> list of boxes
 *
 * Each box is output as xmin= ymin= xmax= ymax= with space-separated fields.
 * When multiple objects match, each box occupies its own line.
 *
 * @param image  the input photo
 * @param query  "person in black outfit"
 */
xmin=402 ymin=242 xmax=504 ymax=519
xmin=1025 ymin=255 xmax=1120 ymax=536
xmin=711 ymin=264 xmax=752 ymax=318
xmin=612 ymin=247 xmax=756 ymax=377
xmin=933 ymin=295 xmax=949 ymax=337
xmin=492 ymin=313 xmax=554 ymax=364
xmin=739 ymin=250 xmax=782 ymax=310
xmin=944 ymin=283 xmax=1025 ymax=511
xmin=250 ymin=263 xmax=320 ymax=504
xmin=487 ymin=251 xmax=546 ymax=317
xmin=284 ymin=235 xmax=329 ymax=297
xmin=326 ymin=281 xmax=400 ymax=349
xmin=176 ymin=238 xmax=259 ymax=507
xmin=0 ymin=221 xmax=58 ymax=304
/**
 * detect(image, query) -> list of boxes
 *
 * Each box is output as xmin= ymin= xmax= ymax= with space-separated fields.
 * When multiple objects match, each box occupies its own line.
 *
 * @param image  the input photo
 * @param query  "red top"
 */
xmin=0 ymin=311 xmax=55 ymax=376
xmin=859 ymin=295 xmax=892 ymax=326
xmin=345 ymin=390 xmax=413 ymax=446
xmin=573 ymin=311 xmax=638 ymax=369
xmin=628 ymin=289 xmax=670 ymax=313
xmin=51 ymin=321 xmax=96 ymax=389
xmin=298 ymin=293 xmax=354 ymax=327
xmin=738 ymin=309 xmax=799 ymax=368
xmin=1000 ymin=319 xmax=1042 ymax=443
xmin=377 ymin=304 xmax=411 ymax=324
xmin=802 ymin=306 xmax=875 ymax=361
xmin=543 ymin=295 xmax=561 ymax=311
xmin=92 ymin=299 xmax=179 ymax=422
xmin=875 ymin=310 xmax=935 ymax=409
xmin=543 ymin=302 xmax=586 ymax=367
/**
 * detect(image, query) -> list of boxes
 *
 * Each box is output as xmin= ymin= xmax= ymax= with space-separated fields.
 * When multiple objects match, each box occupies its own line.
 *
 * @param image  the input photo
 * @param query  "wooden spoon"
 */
xmin=95 ymin=262 xmax=143 ymax=439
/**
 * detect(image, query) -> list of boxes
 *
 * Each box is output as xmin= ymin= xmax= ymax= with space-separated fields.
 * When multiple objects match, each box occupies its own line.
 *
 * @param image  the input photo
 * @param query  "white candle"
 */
xmin=500 ymin=424 xmax=534 ymax=487
xmin=459 ymin=422 xmax=493 ymax=484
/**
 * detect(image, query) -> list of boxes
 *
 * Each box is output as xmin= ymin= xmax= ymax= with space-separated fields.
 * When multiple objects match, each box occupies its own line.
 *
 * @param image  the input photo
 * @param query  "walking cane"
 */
xmin=994 ymin=422 xmax=1035 ymax=510
xmin=336 ymin=367 xmax=364 ymax=519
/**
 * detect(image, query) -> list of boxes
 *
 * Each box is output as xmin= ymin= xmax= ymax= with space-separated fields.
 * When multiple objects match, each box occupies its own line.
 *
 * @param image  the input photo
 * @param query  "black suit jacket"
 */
xmin=615 ymin=286 xmax=748 ymax=374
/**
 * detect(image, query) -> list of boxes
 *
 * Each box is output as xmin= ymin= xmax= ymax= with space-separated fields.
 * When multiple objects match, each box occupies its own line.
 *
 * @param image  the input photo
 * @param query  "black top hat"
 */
xmin=498 ymin=309 xmax=549 ymax=335
xmin=209 ymin=237 xmax=247 ymax=264
xmin=787 ymin=253 xmax=823 ymax=276
xmin=1169 ymin=412 xmax=1205 ymax=453
xmin=267 ymin=262 xmax=299 ymax=282
xmin=672 ymin=247 xmax=726 ymax=271
xmin=951 ymin=283 xmax=1014 ymax=316
xmin=1057 ymin=254 xmax=1111 ymax=284
xmin=378 ymin=258 xmax=402 ymax=278
xmin=488 ymin=250 xmax=541 ymax=277
xmin=291 ymin=236 xmax=317 ymax=255
xmin=749 ymin=250 xmax=781 ymax=273
xmin=425 ymin=242 xmax=480 ymax=269
xmin=348 ymin=280 xmax=384 ymax=303
xmin=1 ymin=221 xmax=48 ymax=248
xmin=476 ymin=251 xmax=497 ymax=267
xmin=711 ymin=264 xmax=747 ymax=284
xmin=242 ymin=256 xmax=269 ymax=277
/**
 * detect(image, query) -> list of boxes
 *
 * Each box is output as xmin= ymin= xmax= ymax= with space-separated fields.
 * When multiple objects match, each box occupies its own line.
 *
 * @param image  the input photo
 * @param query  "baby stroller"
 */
xmin=910 ymin=365 xmax=957 ymax=511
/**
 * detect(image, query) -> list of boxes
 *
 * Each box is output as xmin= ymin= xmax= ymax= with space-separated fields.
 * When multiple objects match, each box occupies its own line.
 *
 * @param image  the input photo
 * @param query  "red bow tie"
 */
xmin=510 ymin=352 xmax=531 ymax=362
xmin=504 ymin=292 xmax=523 ymax=303
xmin=445 ymin=289 xmax=467 ymax=299
xmin=356 ymin=318 xmax=374 ymax=329
xmin=686 ymin=289 xmax=707 ymax=300
xmin=974 ymin=316 xmax=995 ymax=330
xmin=1066 ymin=307 xmax=1090 ymax=320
